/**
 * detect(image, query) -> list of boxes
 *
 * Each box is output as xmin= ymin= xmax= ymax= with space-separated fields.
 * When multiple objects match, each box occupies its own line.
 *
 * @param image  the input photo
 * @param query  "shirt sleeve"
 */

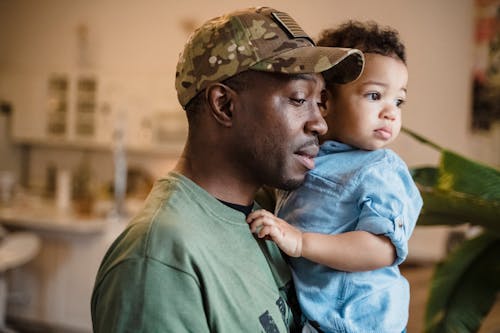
xmin=91 ymin=257 xmax=210 ymax=333
xmin=354 ymin=156 xmax=423 ymax=265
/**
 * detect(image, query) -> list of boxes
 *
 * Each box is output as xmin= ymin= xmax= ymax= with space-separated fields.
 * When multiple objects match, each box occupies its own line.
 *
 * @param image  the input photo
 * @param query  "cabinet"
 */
xmin=3 ymin=71 xmax=187 ymax=155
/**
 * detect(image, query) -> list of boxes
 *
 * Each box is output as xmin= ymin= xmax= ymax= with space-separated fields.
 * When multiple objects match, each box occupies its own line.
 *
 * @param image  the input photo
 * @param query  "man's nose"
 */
xmin=306 ymin=104 xmax=328 ymax=136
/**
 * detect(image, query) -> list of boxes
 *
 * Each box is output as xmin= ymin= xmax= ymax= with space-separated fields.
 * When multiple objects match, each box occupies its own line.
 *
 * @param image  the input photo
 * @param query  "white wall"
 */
xmin=1 ymin=2 xmax=498 ymax=329
xmin=0 ymin=0 xmax=497 ymax=188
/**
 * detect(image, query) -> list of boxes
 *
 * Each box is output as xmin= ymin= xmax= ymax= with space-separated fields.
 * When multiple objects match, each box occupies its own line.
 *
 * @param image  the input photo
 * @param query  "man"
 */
xmin=91 ymin=6 xmax=363 ymax=332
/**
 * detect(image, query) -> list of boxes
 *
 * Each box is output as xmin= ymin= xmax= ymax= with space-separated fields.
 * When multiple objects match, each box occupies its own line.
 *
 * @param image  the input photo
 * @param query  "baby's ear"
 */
xmin=206 ymin=83 xmax=235 ymax=127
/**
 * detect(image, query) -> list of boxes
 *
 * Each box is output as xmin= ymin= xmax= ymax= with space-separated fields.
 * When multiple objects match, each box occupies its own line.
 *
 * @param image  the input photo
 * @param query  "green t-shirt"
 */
xmin=91 ymin=172 xmax=300 ymax=332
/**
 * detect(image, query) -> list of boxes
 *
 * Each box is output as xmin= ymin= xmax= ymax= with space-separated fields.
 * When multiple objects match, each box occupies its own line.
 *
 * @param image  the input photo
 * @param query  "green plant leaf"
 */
xmin=438 ymin=150 xmax=500 ymax=201
xmin=403 ymin=128 xmax=500 ymax=333
xmin=425 ymin=233 xmax=500 ymax=333
xmin=405 ymin=128 xmax=500 ymax=232
xmin=410 ymin=167 xmax=439 ymax=187
xmin=416 ymin=188 xmax=500 ymax=233
xmin=411 ymin=167 xmax=500 ymax=233
xmin=402 ymin=127 xmax=444 ymax=151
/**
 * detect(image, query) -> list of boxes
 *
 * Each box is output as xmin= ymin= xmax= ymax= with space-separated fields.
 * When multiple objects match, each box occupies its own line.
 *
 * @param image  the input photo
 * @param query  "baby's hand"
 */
xmin=246 ymin=209 xmax=303 ymax=257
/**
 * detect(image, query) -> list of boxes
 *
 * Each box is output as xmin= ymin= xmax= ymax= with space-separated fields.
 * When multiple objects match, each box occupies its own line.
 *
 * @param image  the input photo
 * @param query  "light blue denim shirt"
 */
xmin=276 ymin=141 xmax=423 ymax=333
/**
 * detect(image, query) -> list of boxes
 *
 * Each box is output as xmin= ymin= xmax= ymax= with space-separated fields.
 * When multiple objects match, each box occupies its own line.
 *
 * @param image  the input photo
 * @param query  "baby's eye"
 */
xmin=396 ymin=99 xmax=406 ymax=107
xmin=365 ymin=92 xmax=381 ymax=101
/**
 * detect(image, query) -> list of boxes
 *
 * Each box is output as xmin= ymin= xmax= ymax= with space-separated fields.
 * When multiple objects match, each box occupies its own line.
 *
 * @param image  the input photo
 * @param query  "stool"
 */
xmin=0 ymin=229 xmax=40 ymax=333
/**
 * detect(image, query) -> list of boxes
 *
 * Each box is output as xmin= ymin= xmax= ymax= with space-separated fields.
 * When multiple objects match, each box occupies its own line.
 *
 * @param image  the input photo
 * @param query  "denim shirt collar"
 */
xmin=319 ymin=140 xmax=357 ymax=156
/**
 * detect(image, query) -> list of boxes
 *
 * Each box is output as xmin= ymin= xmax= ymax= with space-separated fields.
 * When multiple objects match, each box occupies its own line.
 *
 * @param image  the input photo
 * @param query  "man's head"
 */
xmin=176 ymin=7 xmax=364 ymax=109
xmin=174 ymin=7 xmax=365 ymax=194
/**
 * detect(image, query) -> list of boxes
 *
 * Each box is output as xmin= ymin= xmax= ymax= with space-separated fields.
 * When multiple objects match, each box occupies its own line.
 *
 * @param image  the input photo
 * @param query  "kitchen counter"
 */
xmin=0 ymin=194 xmax=138 ymax=235
xmin=0 ymin=196 xmax=130 ymax=332
xmin=0 ymin=204 xmax=107 ymax=235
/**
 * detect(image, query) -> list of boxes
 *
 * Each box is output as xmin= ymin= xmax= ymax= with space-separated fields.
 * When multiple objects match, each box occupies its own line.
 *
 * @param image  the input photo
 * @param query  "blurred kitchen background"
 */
xmin=0 ymin=0 xmax=498 ymax=332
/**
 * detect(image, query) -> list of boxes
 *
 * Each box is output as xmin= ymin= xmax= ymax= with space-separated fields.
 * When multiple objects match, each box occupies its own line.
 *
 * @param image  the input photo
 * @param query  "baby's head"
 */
xmin=318 ymin=21 xmax=407 ymax=150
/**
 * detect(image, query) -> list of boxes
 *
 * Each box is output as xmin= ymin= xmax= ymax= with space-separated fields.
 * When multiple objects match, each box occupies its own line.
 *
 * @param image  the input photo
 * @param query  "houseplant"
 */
xmin=402 ymin=127 xmax=500 ymax=333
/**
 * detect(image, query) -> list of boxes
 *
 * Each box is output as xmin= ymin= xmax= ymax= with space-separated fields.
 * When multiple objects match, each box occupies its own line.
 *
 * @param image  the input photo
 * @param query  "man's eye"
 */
xmin=396 ymin=99 xmax=406 ymax=107
xmin=365 ymin=92 xmax=381 ymax=101
xmin=290 ymin=98 xmax=306 ymax=105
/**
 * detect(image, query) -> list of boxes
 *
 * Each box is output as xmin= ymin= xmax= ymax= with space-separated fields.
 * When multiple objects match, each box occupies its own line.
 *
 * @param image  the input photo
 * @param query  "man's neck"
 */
xmin=217 ymin=199 xmax=254 ymax=216
xmin=173 ymin=152 xmax=258 ymax=206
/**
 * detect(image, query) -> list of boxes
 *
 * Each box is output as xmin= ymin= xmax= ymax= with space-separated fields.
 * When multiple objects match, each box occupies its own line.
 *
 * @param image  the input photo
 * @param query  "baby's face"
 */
xmin=323 ymin=53 xmax=408 ymax=150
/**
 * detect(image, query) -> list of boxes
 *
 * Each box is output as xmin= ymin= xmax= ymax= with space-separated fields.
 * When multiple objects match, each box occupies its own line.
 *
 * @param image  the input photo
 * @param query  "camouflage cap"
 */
xmin=175 ymin=6 xmax=365 ymax=108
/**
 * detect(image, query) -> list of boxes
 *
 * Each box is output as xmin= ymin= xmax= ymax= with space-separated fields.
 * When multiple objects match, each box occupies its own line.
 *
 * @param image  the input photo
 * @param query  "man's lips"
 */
xmin=294 ymin=144 xmax=319 ymax=170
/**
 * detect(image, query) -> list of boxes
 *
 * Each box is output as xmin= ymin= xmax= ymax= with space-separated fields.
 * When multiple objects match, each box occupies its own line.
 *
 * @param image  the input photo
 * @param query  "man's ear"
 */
xmin=206 ymin=83 xmax=235 ymax=127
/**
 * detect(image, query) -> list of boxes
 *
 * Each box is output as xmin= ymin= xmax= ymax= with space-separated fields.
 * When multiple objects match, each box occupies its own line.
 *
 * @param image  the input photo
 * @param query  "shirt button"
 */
xmin=396 ymin=217 xmax=404 ymax=228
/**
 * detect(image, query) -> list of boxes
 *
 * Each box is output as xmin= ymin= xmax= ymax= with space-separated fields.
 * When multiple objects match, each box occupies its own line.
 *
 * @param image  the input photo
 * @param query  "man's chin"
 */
xmin=276 ymin=175 xmax=306 ymax=191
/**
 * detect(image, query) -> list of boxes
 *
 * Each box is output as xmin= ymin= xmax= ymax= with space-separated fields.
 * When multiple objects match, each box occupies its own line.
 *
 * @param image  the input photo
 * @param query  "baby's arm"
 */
xmin=247 ymin=209 xmax=303 ymax=257
xmin=247 ymin=209 xmax=396 ymax=272
xmin=300 ymin=229 xmax=396 ymax=272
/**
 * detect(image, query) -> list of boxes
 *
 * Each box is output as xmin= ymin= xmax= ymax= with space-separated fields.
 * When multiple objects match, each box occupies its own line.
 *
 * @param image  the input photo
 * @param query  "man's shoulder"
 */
xmin=95 ymin=177 xmax=206 ymax=276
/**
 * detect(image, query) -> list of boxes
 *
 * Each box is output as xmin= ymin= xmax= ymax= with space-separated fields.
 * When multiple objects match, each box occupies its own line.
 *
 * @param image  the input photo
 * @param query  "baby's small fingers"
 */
xmin=260 ymin=217 xmax=277 ymax=227
xmin=257 ymin=225 xmax=273 ymax=239
xmin=248 ymin=219 xmax=263 ymax=233
xmin=247 ymin=209 xmax=273 ymax=222
xmin=249 ymin=217 xmax=276 ymax=233
xmin=246 ymin=210 xmax=262 ymax=223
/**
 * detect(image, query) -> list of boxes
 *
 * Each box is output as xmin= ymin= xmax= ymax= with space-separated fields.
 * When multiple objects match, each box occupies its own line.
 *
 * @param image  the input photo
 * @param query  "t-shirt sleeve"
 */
xmin=355 ymin=157 xmax=423 ymax=265
xmin=91 ymin=257 xmax=209 ymax=333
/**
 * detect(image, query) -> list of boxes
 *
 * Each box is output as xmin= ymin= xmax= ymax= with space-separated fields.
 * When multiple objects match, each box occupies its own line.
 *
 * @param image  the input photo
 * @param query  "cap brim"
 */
xmin=250 ymin=47 xmax=364 ymax=84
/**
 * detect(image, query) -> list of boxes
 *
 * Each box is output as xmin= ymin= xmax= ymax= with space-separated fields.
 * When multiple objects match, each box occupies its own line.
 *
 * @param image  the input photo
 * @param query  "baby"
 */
xmin=248 ymin=21 xmax=422 ymax=333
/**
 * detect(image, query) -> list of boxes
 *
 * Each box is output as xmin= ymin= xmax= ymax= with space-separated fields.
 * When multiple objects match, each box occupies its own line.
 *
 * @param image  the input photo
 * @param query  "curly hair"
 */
xmin=317 ymin=20 xmax=406 ymax=64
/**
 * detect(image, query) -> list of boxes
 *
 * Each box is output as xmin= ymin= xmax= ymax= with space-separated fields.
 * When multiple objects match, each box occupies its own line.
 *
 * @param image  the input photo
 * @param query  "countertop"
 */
xmin=0 ymin=196 xmax=132 ymax=235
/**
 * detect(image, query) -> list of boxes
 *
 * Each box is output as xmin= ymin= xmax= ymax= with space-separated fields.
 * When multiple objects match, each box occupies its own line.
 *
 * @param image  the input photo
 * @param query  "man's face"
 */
xmin=230 ymin=72 xmax=328 ymax=190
